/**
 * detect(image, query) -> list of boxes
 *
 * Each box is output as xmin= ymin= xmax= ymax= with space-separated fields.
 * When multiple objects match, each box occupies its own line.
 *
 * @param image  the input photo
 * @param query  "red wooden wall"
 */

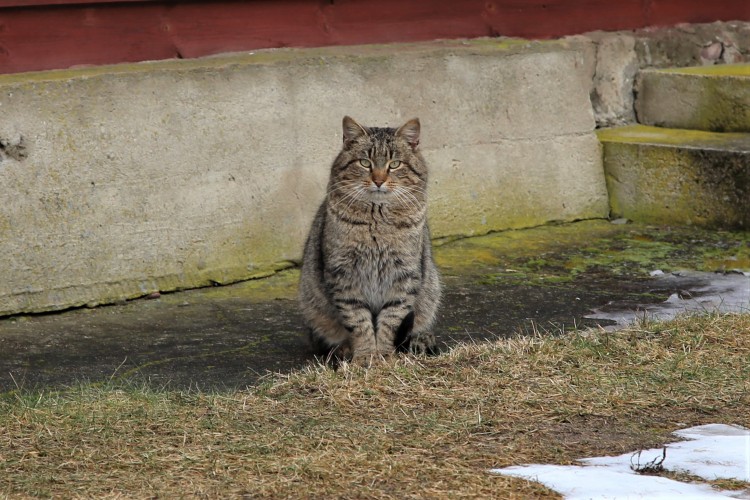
xmin=0 ymin=0 xmax=749 ymax=74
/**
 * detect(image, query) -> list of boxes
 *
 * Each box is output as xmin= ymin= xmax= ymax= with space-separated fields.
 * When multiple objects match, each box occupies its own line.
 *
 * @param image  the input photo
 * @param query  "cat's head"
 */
xmin=327 ymin=116 xmax=428 ymax=211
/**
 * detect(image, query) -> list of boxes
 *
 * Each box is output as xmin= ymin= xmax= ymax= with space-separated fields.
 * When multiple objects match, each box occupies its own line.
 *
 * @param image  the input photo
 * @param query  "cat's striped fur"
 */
xmin=298 ymin=116 xmax=441 ymax=363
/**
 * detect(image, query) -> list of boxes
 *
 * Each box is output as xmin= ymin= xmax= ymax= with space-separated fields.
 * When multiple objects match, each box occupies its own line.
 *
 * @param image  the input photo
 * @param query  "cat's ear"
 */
xmin=342 ymin=116 xmax=368 ymax=144
xmin=396 ymin=118 xmax=420 ymax=150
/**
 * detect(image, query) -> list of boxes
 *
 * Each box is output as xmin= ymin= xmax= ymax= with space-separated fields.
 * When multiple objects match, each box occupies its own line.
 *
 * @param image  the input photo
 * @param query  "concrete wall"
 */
xmin=0 ymin=39 xmax=608 ymax=315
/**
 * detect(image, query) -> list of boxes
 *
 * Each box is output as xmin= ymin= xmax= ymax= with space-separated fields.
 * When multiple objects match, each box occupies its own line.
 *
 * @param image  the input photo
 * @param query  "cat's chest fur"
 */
xmin=325 ymin=208 xmax=422 ymax=310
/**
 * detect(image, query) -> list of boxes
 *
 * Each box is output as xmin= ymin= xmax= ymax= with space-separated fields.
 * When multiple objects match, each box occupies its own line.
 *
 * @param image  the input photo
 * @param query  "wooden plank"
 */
xmin=647 ymin=0 xmax=750 ymax=25
xmin=0 ymin=4 xmax=178 ymax=73
xmin=164 ymin=1 xmax=332 ymax=58
xmin=315 ymin=0 xmax=492 ymax=45
xmin=485 ymin=0 xmax=649 ymax=38
xmin=1 ymin=0 xmax=749 ymax=75
xmin=0 ymin=0 xmax=155 ymax=7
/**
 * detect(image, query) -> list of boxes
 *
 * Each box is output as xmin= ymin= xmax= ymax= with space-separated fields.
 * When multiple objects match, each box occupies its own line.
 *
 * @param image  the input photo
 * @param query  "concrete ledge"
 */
xmin=635 ymin=64 xmax=750 ymax=132
xmin=0 ymin=39 xmax=607 ymax=315
xmin=599 ymin=125 xmax=750 ymax=228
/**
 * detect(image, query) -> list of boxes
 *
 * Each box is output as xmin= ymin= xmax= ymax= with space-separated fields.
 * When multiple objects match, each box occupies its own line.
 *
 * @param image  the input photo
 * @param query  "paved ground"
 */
xmin=1 ymin=220 xmax=748 ymax=393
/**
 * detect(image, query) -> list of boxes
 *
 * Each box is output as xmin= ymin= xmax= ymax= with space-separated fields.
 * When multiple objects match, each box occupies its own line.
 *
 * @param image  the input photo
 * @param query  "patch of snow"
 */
xmin=494 ymin=463 xmax=731 ymax=499
xmin=491 ymin=424 xmax=750 ymax=499
xmin=587 ymin=271 xmax=750 ymax=327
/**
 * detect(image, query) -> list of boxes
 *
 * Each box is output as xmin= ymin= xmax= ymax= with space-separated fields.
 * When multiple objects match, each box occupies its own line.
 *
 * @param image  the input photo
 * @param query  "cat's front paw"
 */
xmin=408 ymin=332 xmax=438 ymax=356
xmin=351 ymin=348 xmax=395 ymax=367
xmin=328 ymin=342 xmax=352 ymax=363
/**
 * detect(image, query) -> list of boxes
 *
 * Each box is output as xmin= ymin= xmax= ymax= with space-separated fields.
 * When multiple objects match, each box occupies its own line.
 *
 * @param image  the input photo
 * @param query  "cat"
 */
xmin=298 ymin=116 xmax=441 ymax=364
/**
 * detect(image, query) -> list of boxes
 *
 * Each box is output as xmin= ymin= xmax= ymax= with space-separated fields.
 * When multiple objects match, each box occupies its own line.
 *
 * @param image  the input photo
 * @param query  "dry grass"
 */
xmin=1 ymin=313 xmax=749 ymax=498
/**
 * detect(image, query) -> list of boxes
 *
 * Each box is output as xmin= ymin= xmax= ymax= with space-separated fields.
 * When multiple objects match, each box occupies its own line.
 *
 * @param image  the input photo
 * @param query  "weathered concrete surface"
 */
xmin=635 ymin=64 xmax=750 ymax=132
xmin=0 ymin=39 xmax=607 ymax=316
xmin=631 ymin=22 xmax=750 ymax=68
xmin=586 ymin=33 xmax=639 ymax=127
xmin=570 ymin=21 xmax=750 ymax=127
xmin=599 ymin=125 xmax=750 ymax=228
xmin=1 ymin=220 xmax=748 ymax=393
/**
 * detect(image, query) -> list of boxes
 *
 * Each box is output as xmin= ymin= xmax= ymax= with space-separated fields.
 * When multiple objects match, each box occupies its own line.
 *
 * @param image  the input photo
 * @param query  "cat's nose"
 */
xmin=373 ymin=179 xmax=384 ymax=187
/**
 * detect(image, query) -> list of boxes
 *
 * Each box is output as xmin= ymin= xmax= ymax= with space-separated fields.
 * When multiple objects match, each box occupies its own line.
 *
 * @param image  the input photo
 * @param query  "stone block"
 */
xmin=425 ymin=134 xmax=607 ymax=237
xmin=588 ymin=34 xmax=639 ymax=127
xmin=599 ymin=125 xmax=750 ymax=228
xmin=635 ymin=64 xmax=750 ymax=132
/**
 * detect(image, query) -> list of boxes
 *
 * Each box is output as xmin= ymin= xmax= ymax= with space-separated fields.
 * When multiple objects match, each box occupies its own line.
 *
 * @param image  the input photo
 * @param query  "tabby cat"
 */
xmin=298 ymin=116 xmax=441 ymax=363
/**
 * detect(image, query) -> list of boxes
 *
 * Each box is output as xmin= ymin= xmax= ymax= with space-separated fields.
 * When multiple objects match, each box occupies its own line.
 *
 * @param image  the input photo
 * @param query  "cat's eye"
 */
xmin=359 ymin=159 xmax=372 ymax=169
xmin=388 ymin=160 xmax=402 ymax=170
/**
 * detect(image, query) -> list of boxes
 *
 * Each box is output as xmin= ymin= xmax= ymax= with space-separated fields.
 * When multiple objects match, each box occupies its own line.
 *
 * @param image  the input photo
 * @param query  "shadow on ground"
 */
xmin=1 ymin=220 xmax=748 ymax=393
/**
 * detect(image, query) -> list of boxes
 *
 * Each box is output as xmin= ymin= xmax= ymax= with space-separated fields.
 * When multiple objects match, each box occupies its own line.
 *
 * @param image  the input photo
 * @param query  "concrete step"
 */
xmin=598 ymin=124 xmax=750 ymax=228
xmin=635 ymin=64 xmax=750 ymax=132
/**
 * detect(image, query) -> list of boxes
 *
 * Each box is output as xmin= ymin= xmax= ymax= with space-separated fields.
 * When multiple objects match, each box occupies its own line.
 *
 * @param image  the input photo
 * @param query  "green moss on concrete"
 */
xmin=435 ymin=220 xmax=750 ymax=287
xmin=99 ymin=220 xmax=750 ymax=309
xmin=435 ymin=220 xmax=619 ymax=275
xmin=660 ymin=63 xmax=750 ymax=77
xmin=599 ymin=125 xmax=750 ymax=228
xmin=430 ymin=213 xmax=574 ymax=244
xmin=690 ymin=76 xmax=750 ymax=133
xmin=637 ymin=66 xmax=750 ymax=132
xmin=677 ymin=73 xmax=748 ymax=133
xmin=160 ymin=268 xmax=300 ymax=305
xmin=0 ymin=260 xmax=299 ymax=316
xmin=13 ymin=220 xmax=745 ymax=315
xmin=597 ymin=125 xmax=750 ymax=150
xmin=0 ymin=37 xmax=563 ymax=85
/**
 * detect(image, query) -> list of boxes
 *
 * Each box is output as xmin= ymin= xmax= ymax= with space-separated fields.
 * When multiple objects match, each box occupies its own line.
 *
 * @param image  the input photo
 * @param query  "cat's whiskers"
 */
xmin=328 ymin=180 xmax=363 ymax=201
xmin=331 ymin=180 xmax=370 ymax=214
xmin=327 ymin=180 xmax=358 ymax=196
xmin=400 ymin=189 xmax=428 ymax=213
xmin=394 ymin=195 xmax=421 ymax=218
xmin=392 ymin=186 xmax=423 ymax=213
xmin=399 ymin=184 xmax=428 ymax=199
xmin=343 ymin=186 xmax=367 ymax=213
xmin=329 ymin=187 xmax=364 ymax=212
xmin=329 ymin=185 xmax=362 ymax=211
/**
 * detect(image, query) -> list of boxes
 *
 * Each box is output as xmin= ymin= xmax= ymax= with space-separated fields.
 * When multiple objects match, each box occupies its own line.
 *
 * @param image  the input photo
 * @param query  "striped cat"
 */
xmin=298 ymin=116 xmax=441 ymax=364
